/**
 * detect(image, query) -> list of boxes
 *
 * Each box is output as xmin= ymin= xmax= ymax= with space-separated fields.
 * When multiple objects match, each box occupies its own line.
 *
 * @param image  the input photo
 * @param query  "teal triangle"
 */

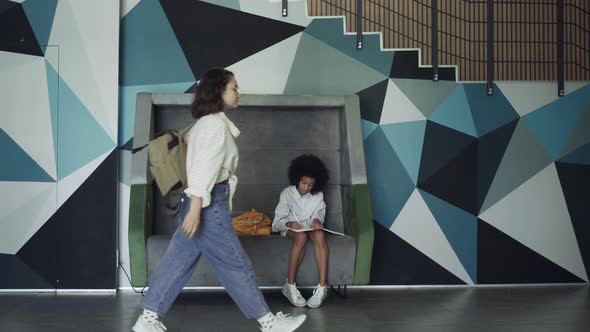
xmin=381 ymin=121 xmax=427 ymax=185
xmin=364 ymin=127 xmax=414 ymax=228
xmin=559 ymin=106 xmax=590 ymax=159
xmin=559 ymin=107 xmax=590 ymax=159
xmin=119 ymin=82 xmax=196 ymax=146
xmin=420 ymin=190 xmax=477 ymax=282
xmin=558 ymin=143 xmax=590 ymax=166
xmin=430 ymin=85 xmax=478 ymax=137
xmin=45 ymin=60 xmax=58 ymax=162
xmin=22 ymin=0 xmax=58 ymax=54
xmin=522 ymin=84 xmax=590 ymax=160
xmin=0 ymin=129 xmax=54 ymax=182
xmin=361 ymin=120 xmax=378 ymax=140
xmin=120 ymin=0 xmax=196 ymax=86
xmin=57 ymin=72 xmax=115 ymax=179
xmin=305 ymin=18 xmax=394 ymax=76
xmin=464 ymin=83 xmax=520 ymax=138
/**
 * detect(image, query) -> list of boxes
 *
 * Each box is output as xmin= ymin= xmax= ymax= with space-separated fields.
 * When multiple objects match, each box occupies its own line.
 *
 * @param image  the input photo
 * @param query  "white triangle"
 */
xmin=63 ymin=1 xmax=119 ymax=142
xmin=0 ymin=182 xmax=54 ymax=220
xmin=228 ymin=33 xmax=303 ymax=94
xmin=564 ymin=82 xmax=589 ymax=96
xmin=121 ymin=0 xmax=141 ymax=18
xmin=497 ymin=82 xmax=588 ymax=117
xmin=379 ymin=80 xmax=426 ymax=125
xmin=0 ymin=53 xmax=56 ymax=179
xmin=0 ymin=184 xmax=57 ymax=254
xmin=47 ymin=1 xmax=118 ymax=142
xmin=240 ymin=0 xmax=312 ymax=27
xmin=479 ymin=163 xmax=588 ymax=282
xmin=0 ymin=50 xmax=38 ymax=72
xmin=390 ymin=189 xmax=474 ymax=284
xmin=57 ymin=149 xmax=112 ymax=208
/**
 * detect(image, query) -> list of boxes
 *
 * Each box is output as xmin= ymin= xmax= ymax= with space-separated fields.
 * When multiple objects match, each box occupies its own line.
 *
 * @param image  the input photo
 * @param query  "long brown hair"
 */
xmin=191 ymin=68 xmax=234 ymax=119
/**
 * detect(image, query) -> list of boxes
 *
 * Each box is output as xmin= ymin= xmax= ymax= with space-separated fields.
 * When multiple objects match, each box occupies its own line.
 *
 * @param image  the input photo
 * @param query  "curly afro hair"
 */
xmin=288 ymin=154 xmax=329 ymax=194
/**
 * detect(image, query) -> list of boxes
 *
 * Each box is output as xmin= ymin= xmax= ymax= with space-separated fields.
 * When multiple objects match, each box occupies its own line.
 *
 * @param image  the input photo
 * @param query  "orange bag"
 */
xmin=232 ymin=209 xmax=272 ymax=236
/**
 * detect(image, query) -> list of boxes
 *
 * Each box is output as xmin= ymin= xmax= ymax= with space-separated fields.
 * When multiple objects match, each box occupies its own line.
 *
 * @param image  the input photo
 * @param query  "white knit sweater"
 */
xmin=183 ymin=112 xmax=240 ymax=209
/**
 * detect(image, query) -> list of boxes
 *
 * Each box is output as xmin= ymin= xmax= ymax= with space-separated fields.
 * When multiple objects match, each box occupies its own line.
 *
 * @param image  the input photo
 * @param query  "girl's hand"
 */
xmin=287 ymin=221 xmax=303 ymax=229
xmin=182 ymin=209 xmax=201 ymax=238
xmin=311 ymin=219 xmax=323 ymax=230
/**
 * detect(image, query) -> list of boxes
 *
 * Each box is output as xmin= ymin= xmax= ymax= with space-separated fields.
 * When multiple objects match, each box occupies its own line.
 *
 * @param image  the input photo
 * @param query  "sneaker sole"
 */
xmin=306 ymin=297 xmax=327 ymax=309
xmin=291 ymin=314 xmax=307 ymax=331
xmin=281 ymin=288 xmax=307 ymax=307
xmin=306 ymin=301 xmax=322 ymax=309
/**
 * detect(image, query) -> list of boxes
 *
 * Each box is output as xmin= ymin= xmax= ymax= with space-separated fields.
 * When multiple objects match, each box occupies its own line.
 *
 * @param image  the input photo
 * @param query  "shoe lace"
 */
xmin=260 ymin=312 xmax=290 ymax=331
xmin=293 ymin=288 xmax=305 ymax=301
xmin=276 ymin=311 xmax=289 ymax=319
xmin=311 ymin=286 xmax=325 ymax=299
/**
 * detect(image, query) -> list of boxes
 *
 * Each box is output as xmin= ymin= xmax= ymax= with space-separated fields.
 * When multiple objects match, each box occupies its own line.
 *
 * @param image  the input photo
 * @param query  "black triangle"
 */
xmin=120 ymin=137 xmax=134 ymax=151
xmin=185 ymin=82 xmax=197 ymax=94
xmin=356 ymin=79 xmax=389 ymax=123
xmin=477 ymin=219 xmax=584 ymax=284
xmin=0 ymin=1 xmax=43 ymax=56
xmin=476 ymin=119 xmax=518 ymax=213
xmin=419 ymin=141 xmax=479 ymax=215
xmin=555 ymin=162 xmax=590 ymax=279
xmin=418 ymin=121 xmax=476 ymax=186
xmin=159 ymin=0 xmax=305 ymax=80
xmin=0 ymin=254 xmax=53 ymax=289
xmin=390 ymin=51 xmax=455 ymax=81
xmin=370 ymin=221 xmax=466 ymax=285
xmin=0 ymin=0 xmax=17 ymax=14
xmin=17 ymin=150 xmax=118 ymax=289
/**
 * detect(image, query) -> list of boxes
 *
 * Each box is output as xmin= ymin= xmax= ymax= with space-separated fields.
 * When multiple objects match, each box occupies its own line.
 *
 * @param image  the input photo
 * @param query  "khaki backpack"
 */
xmin=134 ymin=124 xmax=193 ymax=209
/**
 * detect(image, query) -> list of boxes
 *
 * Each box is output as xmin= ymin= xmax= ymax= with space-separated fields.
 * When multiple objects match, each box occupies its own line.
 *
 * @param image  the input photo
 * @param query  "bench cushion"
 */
xmin=146 ymin=234 xmax=356 ymax=286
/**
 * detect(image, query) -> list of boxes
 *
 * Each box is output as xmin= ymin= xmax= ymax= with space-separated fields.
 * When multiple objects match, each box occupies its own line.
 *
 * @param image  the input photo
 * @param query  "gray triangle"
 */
xmin=393 ymin=79 xmax=457 ymax=118
xmin=284 ymin=33 xmax=387 ymax=95
xmin=480 ymin=119 xmax=552 ymax=213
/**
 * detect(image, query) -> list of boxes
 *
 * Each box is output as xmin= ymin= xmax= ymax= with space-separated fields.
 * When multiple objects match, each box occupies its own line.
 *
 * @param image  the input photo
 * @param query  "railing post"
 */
xmin=487 ymin=0 xmax=494 ymax=95
xmin=557 ymin=0 xmax=564 ymax=96
xmin=282 ymin=0 xmax=288 ymax=17
xmin=432 ymin=0 xmax=438 ymax=81
xmin=357 ymin=0 xmax=363 ymax=49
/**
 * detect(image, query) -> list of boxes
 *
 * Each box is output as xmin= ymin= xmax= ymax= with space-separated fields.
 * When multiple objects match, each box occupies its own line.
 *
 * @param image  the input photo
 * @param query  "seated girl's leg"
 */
xmin=286 ymin=230 xmax=308 ymax=284
xmin=307 ymin=230 xmax=329 ymax=286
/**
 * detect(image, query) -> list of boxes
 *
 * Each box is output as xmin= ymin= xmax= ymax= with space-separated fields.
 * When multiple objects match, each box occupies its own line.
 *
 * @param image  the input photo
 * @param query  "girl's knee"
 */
xmin=293 ymin=232 xmax=308 ymax=246
xmin=310 ymin=230 xmax=326 ymax=244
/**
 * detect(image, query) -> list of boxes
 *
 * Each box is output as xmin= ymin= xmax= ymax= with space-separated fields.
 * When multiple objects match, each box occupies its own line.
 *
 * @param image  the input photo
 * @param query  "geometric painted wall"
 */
xmin=367 ymin=81 xmax=590 ymax=285
xmin=6 ymin=0 xmax=586 ymax=289
xmin=119 ymin=0 xmax=590 ymax=285
xmin=0 ymin=0 xmax=119 ymax=289
xmin=119 ymin=0 xmax=590 ymax=286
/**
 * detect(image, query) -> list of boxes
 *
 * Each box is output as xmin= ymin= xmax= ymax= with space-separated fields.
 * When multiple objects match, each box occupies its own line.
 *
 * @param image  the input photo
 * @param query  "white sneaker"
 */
xmin=259 ymin=312 xmax=306 ymax=332
xmin=132 ymin=314 xmax=167 ymax=332
xmin=281 ymin=281 xmax=306 ymax=307
xmin=306 ymin=284 xmax=328 ymax=308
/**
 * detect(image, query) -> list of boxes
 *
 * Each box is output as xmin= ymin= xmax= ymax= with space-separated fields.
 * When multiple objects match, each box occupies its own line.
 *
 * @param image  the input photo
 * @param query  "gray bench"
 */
xmin=128 ymin=94 xmax=374 ymax=287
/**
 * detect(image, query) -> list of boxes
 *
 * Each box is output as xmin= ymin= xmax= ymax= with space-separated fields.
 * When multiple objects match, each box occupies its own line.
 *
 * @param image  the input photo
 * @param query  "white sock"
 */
xmin=141 ymin=309 xmax=159 ymax=322
xmin=257 ymin=312 xmax=274 ymax=326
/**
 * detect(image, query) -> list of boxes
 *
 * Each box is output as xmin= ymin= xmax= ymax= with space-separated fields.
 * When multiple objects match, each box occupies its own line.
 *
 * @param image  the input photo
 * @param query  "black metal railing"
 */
xmin=305 ymin=0 xmax=589 ymax=95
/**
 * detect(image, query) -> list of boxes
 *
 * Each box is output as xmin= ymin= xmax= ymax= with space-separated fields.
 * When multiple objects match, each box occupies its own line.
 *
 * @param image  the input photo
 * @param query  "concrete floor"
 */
xmin=0 ymin=285 xmax=588 ymax=331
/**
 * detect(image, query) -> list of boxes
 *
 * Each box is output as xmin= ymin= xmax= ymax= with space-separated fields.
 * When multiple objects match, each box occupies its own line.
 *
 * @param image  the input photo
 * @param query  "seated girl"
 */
xmin=272 ymin=154 xmax=330 ymax=308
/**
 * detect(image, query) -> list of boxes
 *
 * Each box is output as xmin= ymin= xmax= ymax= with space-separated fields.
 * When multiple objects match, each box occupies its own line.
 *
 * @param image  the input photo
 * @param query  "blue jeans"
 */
xmin=141 ymin=182 xmax=270 ymax=319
